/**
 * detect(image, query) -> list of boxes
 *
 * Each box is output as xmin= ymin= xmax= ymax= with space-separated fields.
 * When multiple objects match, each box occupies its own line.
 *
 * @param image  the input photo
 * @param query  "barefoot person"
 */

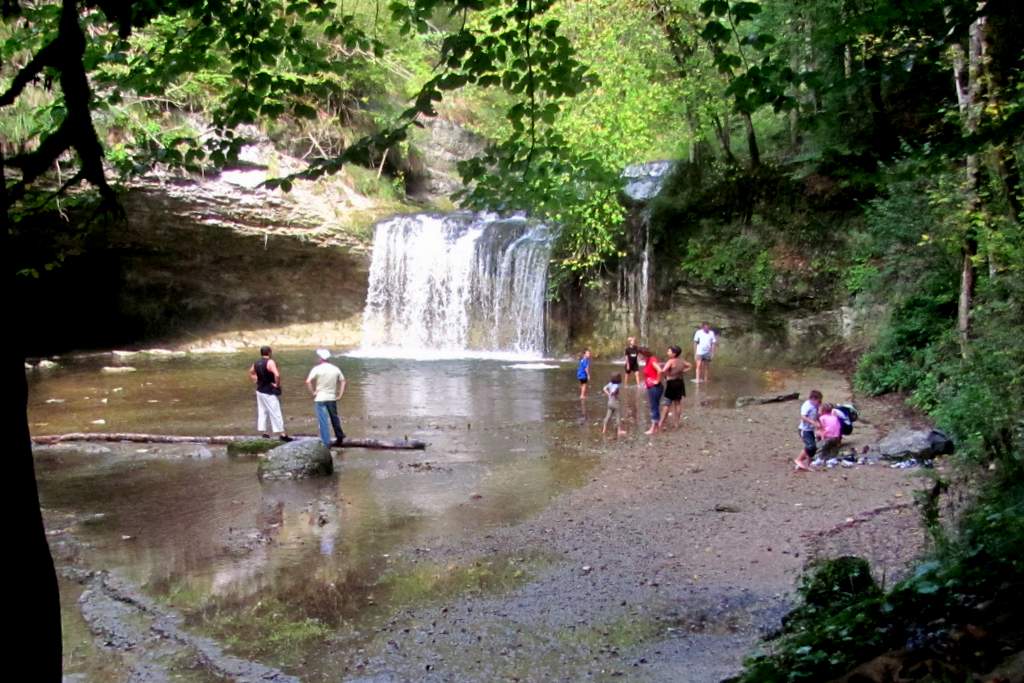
xmin=248 ymin=346 xmax=292 ymax=442
xmin=639 ymin=348 xmax=663 ymax=435
xmin=576 ymin=349 xmax=592 ymax=399
xmin=623 ymin=337 xmax=642 ymax=388
xmin=692 ymin=322 xmax=717 ymax=383
xmin=602 ymin=373 xmax=627 ymax=437
xmin=658 ymin=345 xmax=692 ymax=430
xmin=795 ymin=389 xmax=823 ymax=471
xmin=305 ymin=348 xmax=346 ymax=447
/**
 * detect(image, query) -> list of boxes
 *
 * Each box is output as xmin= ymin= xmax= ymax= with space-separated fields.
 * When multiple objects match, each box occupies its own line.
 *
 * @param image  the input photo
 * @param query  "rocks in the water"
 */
xmin=35 ymin=359 xmax=60 ymax=370
xmin=735 ymin=392 xmax=800 ymax=408
xmin=257 ymin=438 xmax=333 ymax=481
xmin=875 ymin=428 xmax=954 ymax=461
xmin=101 ymin=366 xmax=137 ymax=374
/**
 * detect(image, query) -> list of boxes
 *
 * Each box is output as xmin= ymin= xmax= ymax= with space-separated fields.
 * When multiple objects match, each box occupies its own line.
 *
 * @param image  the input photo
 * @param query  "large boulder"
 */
xmin=875 ymin=428 xmax=954 ymax=461
xmin=257 ymin=438 xmax=333 ymax=481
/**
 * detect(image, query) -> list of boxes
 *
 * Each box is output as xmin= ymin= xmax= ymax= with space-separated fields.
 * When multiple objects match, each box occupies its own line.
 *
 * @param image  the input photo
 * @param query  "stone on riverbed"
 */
xmin=257 ymin=438 xmax=333 ymax=481
xmin=875 ymin=428 xmax=954 ymax=461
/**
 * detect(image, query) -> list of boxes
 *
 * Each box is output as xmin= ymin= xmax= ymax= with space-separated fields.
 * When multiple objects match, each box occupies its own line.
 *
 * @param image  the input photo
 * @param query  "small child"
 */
xmin=795 ymin=389 xmax=822 ymax=471
xmin=602 ymin=373 xmax=627 ymax=436
xmin=817 ymin=402 xmax=843 ymax=460
xmin=577 ymin=349 xmax=592 ymax=399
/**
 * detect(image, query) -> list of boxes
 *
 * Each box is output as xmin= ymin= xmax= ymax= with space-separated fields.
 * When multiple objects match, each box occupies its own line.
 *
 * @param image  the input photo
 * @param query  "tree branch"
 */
xmin=0 ymin=39 xmax=62 ymax=108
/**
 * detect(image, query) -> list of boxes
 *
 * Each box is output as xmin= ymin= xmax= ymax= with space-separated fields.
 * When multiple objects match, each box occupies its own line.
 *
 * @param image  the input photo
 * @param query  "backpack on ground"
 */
xmin=835 ymin=404 xmax=858 ymax=436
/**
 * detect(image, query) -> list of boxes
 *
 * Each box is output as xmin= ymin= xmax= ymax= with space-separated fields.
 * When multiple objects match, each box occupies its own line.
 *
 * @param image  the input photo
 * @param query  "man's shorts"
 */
xmin=698 ymin=353 xmax=713 ymax=362
xmin=800 ymin=429 xmax=817 ymax=457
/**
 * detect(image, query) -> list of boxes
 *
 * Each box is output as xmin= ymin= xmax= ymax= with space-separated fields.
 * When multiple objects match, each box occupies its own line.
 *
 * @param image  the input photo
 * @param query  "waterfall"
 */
xmin=359 ymin=212 xmax=554 ymax=357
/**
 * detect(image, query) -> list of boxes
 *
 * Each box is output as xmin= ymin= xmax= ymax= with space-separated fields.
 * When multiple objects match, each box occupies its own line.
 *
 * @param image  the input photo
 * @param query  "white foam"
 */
xmin=504 ymin=363 xmax=560 ymax=370
xmin=345 ymin=347 xmax=550 ymax=362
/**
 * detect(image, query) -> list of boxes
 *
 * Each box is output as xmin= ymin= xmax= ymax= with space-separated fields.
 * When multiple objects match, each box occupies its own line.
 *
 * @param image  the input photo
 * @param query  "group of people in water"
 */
xmin=577 ymin=322 xmax=719 ymax=437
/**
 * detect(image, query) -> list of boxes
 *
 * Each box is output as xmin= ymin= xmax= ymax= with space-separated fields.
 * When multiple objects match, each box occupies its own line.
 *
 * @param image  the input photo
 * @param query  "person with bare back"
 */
xmin=658 ymin=345 xmax=692 ymax=430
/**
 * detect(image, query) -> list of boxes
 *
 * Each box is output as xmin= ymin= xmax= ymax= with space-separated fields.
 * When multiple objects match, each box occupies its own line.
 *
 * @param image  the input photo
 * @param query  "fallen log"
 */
xmin=734 ymin=391 xmax=800 ymax=408
xmin=31 ymin=432 xmax=427 ymax=450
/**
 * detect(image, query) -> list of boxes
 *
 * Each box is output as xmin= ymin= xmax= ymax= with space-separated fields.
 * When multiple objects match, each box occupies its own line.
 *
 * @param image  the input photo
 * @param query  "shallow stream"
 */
xmin=31 ymin=350 xmax=783 ymax=679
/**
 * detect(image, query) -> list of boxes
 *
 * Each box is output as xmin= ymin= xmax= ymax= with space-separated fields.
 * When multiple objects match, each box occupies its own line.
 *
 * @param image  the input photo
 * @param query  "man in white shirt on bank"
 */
xmin=305 ymin=348 xmax=347 ymax=447
xmin=693 ymin=322 xmax=718 ymax=383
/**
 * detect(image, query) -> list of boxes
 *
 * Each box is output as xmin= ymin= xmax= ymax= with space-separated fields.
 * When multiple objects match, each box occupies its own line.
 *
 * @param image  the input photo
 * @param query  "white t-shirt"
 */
xmin=306 ymin=362 xmax=344 ymax=402
xmin=693 ymin=329 xmax=717 ymax=356
xmin=799 ymin=400 xmax=819 ymax=432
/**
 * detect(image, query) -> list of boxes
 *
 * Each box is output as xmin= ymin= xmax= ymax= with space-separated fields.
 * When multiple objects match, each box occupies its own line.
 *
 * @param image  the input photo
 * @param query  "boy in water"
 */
xmin=795 ymin=389 xmax=822 ymax=471
xmin=577 ymin=349 xmax=592 ymax=399
xmin=602 ymin=373 xmax=627 ymax=436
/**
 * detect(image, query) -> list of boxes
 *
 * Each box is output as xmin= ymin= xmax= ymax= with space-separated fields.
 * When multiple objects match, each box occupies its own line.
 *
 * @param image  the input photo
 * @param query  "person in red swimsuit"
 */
xmin=638 ymin=347 xmax=663 ymax=435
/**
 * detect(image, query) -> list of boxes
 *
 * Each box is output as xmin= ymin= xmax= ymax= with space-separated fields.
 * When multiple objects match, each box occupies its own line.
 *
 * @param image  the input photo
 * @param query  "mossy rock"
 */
xmin=227 ymin=438 xmax=281 ymax=457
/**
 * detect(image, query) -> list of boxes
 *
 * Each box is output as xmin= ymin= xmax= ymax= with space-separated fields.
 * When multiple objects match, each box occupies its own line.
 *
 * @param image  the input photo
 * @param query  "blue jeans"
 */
xmin=646 ymin=385 xmax=663 ymax=424
xmin=315 ymin=401 xmax=345 ymax=445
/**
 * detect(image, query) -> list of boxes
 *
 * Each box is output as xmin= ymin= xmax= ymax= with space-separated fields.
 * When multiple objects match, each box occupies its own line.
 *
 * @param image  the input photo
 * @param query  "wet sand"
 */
xmin=333 ymin=368 xmax=929 ymax=682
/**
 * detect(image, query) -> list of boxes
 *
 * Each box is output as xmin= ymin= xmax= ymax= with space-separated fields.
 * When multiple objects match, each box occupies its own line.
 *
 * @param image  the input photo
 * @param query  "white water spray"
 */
xmin=359 ymin=213 xmax=554 ymax=358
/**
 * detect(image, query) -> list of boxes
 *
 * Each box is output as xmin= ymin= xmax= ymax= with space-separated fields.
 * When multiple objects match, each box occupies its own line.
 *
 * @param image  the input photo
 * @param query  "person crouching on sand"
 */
xmin=795 ymin=389 xmax=822 ymax=471
xmin=602 ymin=373 xmax=627 ymax=437
xmin=817 ymin=402 xmax=843 ymax=461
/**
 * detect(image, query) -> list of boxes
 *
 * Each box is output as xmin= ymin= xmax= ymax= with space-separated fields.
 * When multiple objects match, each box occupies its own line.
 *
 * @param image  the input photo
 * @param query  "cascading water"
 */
xmin=359 ymin=212 xmax=554 ymax=357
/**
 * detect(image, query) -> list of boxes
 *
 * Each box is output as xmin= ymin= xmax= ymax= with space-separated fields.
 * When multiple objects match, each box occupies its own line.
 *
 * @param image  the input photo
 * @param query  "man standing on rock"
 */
xmin=693 ymin=321 xmax=718 ymax=383
xmin=305 ymin=348 xmax=346 ymax=447
xmin=248 ymin=346 xmax=292 ymax=441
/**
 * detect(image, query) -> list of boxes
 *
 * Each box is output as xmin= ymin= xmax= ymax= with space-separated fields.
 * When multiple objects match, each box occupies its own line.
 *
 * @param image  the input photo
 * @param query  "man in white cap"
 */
xmin=305 ymin=348 xmax=346 ymax=447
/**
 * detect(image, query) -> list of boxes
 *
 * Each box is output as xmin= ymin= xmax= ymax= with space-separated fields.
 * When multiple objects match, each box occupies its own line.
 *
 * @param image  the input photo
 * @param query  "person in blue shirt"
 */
xmin=576 ymin=349 xmax=592 ymax=399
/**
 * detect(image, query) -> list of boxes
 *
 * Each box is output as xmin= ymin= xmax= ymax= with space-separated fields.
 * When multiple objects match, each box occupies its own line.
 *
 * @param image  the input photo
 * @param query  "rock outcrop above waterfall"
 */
xmin=621 ymin=161 xmax=675 ymax=203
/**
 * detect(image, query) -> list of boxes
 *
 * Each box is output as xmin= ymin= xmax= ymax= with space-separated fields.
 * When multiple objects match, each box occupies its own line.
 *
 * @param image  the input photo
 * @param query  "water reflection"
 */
xmin=31 ymin=351 xmax=781 ymax=676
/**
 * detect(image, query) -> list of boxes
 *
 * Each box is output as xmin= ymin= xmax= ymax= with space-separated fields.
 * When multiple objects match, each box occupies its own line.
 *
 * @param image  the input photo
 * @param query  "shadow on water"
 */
xmin=30 ymin=351 xmax=785 ymax=677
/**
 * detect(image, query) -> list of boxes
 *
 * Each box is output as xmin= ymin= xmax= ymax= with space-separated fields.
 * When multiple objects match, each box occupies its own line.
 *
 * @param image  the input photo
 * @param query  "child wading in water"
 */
xmin=795 ymin=389 xmax=823 ymax=471
xmin=602 ymin=373 xmax=628 ymax=436
xmin=576 ymin=349 xmax=592 ymax=399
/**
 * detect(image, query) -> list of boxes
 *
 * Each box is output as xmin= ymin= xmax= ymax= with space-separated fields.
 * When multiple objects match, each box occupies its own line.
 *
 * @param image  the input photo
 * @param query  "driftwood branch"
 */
xmin=735 ymin=392 xmax=800 ymax=408
xmin=31 ymin=432 xmax=428 ymax=450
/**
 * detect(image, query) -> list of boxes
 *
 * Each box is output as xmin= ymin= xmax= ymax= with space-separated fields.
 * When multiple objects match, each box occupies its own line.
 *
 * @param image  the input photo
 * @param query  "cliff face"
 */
xmin=18 ymin=119 xmax=488 ymax=355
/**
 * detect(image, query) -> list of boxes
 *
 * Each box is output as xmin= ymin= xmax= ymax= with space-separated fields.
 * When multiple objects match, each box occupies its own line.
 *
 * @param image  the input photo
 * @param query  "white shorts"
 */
xmin=256 ymin=392 xmax=284 ymax=433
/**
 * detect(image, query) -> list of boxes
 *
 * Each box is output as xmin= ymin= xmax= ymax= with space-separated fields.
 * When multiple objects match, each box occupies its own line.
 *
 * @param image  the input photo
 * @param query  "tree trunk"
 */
xmin=4 ymin=150 xmax=63 ymax=680
xmin=953 ymin=15 xmax=989 ymax=356
xmin=32 ymin=433 xmax=429 ymax=450
xmin=712 ymin=113 xmax=738 ymax=166
xmin=742 ymin=111 xmax=760 ymax=169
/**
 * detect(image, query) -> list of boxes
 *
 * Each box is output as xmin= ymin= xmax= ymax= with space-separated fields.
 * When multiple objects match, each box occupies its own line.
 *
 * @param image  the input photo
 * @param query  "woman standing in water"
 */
xmin=659 ymin=345 xmax=692 ymax=430
xmin=638 ymin=348 xmax=663 ymax=435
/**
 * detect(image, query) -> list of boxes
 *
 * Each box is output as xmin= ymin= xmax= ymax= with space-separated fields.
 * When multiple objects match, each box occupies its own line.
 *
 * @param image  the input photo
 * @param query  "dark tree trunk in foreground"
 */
xmin=4 ymin=154 xmax=62 ymax=680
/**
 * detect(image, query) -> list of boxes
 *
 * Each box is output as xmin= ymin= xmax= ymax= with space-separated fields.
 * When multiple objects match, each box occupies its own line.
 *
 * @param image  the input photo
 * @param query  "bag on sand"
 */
xmin=835 ymin=404 xmax=858 ymax=436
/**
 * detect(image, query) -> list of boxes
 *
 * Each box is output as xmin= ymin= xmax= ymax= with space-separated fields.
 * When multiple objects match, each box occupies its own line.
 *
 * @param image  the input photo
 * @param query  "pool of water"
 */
xmin=30 ymin=350 xmax=785 ymax=677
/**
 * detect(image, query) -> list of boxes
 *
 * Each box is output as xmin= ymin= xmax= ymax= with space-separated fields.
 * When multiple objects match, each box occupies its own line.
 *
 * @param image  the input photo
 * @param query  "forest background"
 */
xmin=3 ymin=0 xmax=1023 ymax=679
